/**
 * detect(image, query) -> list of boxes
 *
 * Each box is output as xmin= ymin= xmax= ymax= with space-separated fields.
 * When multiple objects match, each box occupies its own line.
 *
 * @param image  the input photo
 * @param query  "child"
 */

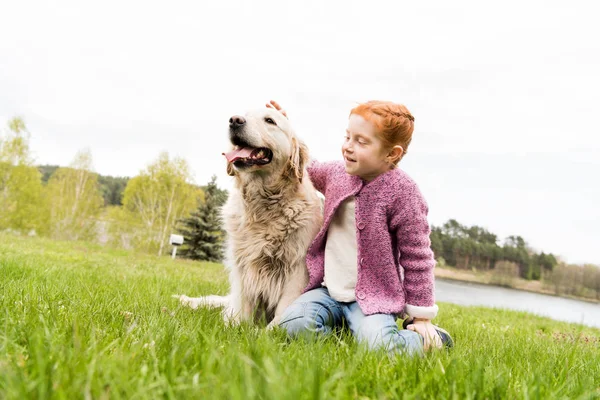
xmin=267 ymin=100 xmax=453 ymax=357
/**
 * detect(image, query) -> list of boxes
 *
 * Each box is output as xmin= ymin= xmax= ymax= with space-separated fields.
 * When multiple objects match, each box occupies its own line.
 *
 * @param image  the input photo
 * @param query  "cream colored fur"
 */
xmin=177 ymin=108 xmax=322 ymax=327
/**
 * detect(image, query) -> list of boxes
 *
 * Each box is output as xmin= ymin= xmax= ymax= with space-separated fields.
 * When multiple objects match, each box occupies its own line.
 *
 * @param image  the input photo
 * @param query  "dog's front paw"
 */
xmin=173 ymin=294 xmax=201 ymax=310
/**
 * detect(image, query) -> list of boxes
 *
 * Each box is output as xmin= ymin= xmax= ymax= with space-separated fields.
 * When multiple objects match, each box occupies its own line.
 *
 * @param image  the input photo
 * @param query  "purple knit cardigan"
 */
xmin=304 ymin=160 xmax=436 ymax=316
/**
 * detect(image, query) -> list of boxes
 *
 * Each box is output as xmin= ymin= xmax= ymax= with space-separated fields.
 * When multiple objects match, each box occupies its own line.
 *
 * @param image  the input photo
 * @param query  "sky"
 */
xmin=1 ymin=0 xmax=599 ymax=265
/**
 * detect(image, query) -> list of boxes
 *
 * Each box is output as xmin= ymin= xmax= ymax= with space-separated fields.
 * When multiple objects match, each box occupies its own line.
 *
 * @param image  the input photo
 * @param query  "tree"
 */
xmin=41 ymin=165 xmax=130 ymax=206
xmin=536 ymin=252 xmax=558 ymax=273
xmin=0 ymin=117 xmax=47 ymax=234
xmin=503 ymin=235 xmax=531 ymax=279
xmin=430 ymin=226 xmax=444 ymax=259
xmin=442 ymin=219 xmax=467 ymax=239
xmin=581 ymin=264 xmax=600 ymax=300
xmin=0 ymin=117 xmax=31 ymax=165
xmin=46 ymin=149 xmax=104 ymax=241
xmin=121 ymin=152 xmax=199 ymax=256
xmin=98 ymin=175 xmax=129 ymax=206
xmin=0 ymin=165 xmax=48 ymax=234
xmin=482 ymin=242 xmax=502 ymax=270
xmin=38 ymin=164 xmax=59 ymax=183
xmin=177 ymin=175 xmax=225 ymax=262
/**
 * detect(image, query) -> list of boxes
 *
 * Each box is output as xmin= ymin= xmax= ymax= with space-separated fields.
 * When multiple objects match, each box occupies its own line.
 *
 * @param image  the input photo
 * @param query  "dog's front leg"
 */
xmin=223 ymin=294 xmax=254 ymax=325
xmin=223 ymin=265 xmax=245 ymax=325
xmin=269 ymin=266 xmax=308 ymax=329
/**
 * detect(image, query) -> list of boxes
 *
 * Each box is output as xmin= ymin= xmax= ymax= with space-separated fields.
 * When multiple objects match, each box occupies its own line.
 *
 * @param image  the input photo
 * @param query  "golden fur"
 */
xmin=177 ymin=108 xmax=322 ymax=326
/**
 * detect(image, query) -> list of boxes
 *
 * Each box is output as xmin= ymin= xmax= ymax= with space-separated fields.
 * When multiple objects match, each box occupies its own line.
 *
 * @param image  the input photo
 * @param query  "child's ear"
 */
xmin=387 ymin=145 xmax=404 ymax=164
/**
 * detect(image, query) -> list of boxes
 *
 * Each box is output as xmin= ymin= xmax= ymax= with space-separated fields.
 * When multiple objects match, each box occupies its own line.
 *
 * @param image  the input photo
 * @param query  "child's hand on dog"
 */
xmin=266 ymin=100 xmax=287 ymax=118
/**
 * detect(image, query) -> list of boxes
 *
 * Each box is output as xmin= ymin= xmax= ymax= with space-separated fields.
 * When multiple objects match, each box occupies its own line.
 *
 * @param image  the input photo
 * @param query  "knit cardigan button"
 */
xmin=357 ymin=222 xmax=366 ymax=230
xmin=357 ymin=291 xmax=366 ymax=300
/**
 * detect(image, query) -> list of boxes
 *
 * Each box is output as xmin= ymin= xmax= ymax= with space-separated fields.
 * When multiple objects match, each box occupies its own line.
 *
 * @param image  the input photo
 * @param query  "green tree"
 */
xmin=0 ymin=165 xmax=48 ymax=234
xmin=482 ymin=242 xmax=502 ymax=270
xmin=503 ymin=236 xmax=531 ymax=279
xmin=537 ymin=252 xmax=558 ymax=273
xmin=122 ymin=152 xmax=199 ymax=256
xmin=581 ymin=264 xmax=600 ymax=300
xmin=0 ymin=117 xmax=47 ymax=234
xmin=98 ymin=175 xmax=129 ymax=206
xmin=177 ymin=176 xmax=225 ymax=262
xmin=0 ymin=117 xmax=31 ymax=165
xmin=38 ymin=164 xmax=59 ymax=183
xmin=41 ymin=165 xmax=130 ymax=206
xmin=430 ymin=226 xmax=444 ymax=259
xmin=46 ymin=149 xmax=104 ymax=241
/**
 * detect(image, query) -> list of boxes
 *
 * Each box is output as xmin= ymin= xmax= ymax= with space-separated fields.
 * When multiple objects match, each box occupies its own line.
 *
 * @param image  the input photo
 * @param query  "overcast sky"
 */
xmin=1 ymin=0 xmax=599 ymax=264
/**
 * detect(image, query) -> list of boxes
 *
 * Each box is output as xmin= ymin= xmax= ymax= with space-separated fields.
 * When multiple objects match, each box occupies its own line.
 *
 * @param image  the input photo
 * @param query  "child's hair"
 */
xmin=350 ymin=100 xmax=415 ymax=165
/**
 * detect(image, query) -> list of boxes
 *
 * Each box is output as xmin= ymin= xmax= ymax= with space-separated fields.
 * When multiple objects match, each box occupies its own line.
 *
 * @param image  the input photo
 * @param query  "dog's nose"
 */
xmin=229 ymin=115 xmax=246 ymax=129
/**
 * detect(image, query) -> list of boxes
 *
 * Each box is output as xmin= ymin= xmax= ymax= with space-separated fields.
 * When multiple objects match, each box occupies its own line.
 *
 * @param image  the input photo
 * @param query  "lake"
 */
xmin=435 ymin=278 xmax=600 ymax=329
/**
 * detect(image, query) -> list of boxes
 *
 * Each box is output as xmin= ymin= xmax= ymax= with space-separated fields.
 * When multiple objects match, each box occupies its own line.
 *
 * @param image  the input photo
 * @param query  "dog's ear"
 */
xmin=289 ymin=137 xmax=309 ymax=182
xmin=226 ymin=162 xmax=235 ymax=176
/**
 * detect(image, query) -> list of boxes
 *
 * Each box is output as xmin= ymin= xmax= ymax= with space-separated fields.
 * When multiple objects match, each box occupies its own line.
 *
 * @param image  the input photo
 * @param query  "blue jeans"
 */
xmin=278 ymin=287 xmax=424 ymax=357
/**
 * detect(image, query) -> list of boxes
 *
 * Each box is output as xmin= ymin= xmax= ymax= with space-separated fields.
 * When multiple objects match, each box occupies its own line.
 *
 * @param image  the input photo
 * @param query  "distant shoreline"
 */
xmin=434 ymin=266 xmax=600 ymax=305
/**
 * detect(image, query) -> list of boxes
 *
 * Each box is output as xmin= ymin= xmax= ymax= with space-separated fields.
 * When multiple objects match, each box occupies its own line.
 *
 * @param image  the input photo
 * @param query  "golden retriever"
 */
xmin=177 ymin=108 xmax=322 ymax=327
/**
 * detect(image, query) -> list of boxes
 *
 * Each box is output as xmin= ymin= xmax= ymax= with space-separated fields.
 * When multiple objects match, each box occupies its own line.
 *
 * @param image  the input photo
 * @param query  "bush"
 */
xmin=490 ymin=261 xmax=520 ymax=288
xmin=544 ymin=263 xmax=600 ymax=300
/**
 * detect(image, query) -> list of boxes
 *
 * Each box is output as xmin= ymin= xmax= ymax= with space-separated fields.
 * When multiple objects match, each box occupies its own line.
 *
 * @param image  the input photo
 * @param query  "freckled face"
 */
xmin=342 ymin=114 xmax=391 ymax=182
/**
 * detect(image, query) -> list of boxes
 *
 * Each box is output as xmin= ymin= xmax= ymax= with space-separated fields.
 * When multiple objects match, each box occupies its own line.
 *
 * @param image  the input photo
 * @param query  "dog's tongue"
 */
xmin=223 ymin=147 xmax=254 ymax=162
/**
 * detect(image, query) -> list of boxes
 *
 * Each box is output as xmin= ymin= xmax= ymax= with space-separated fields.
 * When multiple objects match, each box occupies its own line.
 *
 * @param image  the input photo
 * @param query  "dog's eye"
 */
xmin=265 ymin=117 xmax=276 ymax=125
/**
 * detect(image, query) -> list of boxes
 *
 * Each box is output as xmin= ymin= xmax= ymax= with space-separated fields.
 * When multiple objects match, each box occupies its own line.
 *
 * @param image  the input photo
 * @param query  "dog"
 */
xmin=177 ymin=107 xmax=322 ymax=327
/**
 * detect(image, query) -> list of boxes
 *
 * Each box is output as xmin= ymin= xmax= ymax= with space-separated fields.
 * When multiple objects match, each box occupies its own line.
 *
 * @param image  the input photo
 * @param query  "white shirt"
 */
xmin=323 ymin=196 xmax=358 ymax=302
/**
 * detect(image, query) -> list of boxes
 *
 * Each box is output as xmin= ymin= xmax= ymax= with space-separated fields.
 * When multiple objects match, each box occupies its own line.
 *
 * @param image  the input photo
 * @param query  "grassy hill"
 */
xmin=1 ymin=234 xmax=599 ymax=399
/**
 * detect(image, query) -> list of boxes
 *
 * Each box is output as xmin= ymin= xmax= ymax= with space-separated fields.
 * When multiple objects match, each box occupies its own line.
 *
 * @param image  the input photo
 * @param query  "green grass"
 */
xmin=1 ymin=233 xmax=599 ymax=399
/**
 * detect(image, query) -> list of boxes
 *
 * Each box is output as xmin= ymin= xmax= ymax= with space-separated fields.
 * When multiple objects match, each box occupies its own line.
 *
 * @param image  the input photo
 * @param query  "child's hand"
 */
xmin=266 ymin=100 xmax=288 ymax=118
xmin=406 ymin=318 xmax=443 ymax=350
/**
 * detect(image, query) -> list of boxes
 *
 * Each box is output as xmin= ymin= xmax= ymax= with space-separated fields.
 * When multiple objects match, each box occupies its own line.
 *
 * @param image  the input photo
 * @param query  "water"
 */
xmin=435 ymin=278 xmax=600 ymax=329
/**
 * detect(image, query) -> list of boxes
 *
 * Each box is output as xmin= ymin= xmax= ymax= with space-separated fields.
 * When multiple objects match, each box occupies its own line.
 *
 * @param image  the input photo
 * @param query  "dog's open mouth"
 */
xmin=223 ymin=146 xmax=273 ymax=167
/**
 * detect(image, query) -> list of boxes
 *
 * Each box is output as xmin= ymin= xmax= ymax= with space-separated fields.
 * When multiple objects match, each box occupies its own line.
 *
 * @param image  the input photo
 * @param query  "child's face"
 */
xmin=342 ymin=114 xmax=391 ymax=182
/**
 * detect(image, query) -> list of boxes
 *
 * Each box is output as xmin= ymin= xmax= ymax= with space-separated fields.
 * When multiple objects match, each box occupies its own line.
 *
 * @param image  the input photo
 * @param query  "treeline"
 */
xmin=432 ymin=219 xmax=600 ymax=300
xmin=431 ymin=219 xmax=558 ymax=280
xmin=0 ymin=117 xmax=225 ymax=257
xmin=39 ymin=165 xmax=129 ymax=206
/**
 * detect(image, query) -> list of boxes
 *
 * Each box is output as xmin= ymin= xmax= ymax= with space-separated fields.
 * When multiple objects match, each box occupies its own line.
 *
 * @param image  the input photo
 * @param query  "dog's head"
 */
xmin=223 ymin=108 xmax=308 ymax=182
